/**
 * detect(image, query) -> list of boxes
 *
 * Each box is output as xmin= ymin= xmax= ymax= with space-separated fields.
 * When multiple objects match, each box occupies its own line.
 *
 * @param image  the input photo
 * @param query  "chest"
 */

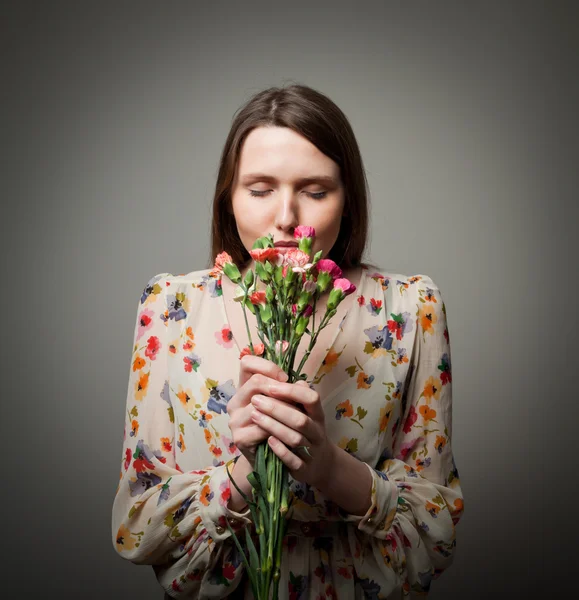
xmin=224 ymin=293 xmax=350 ymax=382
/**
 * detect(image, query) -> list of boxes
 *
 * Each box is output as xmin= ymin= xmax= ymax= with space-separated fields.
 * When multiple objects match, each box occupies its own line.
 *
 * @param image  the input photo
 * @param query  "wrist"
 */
xmin=312 ymin=440 xmax=339 ymax=492
xmin=228 ymin=454 xmax=254 ymax=512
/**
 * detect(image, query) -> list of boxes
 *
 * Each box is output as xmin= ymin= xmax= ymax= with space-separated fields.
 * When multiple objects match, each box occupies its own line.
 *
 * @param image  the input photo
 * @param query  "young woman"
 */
xmin=112 ymin=84 xmax=464 ymax=598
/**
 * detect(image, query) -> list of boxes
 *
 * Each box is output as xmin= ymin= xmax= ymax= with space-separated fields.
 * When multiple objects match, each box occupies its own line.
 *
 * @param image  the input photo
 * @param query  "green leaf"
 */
xmin=171 ymin=526 xmax=182 ymax=539
xmin=167 ymin=407 xmax=174 ymax=423
xmin=345 ymin=438 xmax=358 ymax=454
xmin=345 ymin=365 xmax=357 ymax=377
xmin=363 ymin=341 xmax=375 ymax=355
xmin=245 ymin=527 xmax=260 ymax=572
xmin=130 ymin=406 xmax=138 ymax=417
xmin=128 ymin=505 xmax=136 ymax=519
xmin=356 ymin=406 xmax=368 ymax=420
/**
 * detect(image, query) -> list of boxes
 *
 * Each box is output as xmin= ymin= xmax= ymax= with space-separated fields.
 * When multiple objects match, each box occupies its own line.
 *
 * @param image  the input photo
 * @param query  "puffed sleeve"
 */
xmin=340 ymin=274 xmax=464 ymax=596
xmin=111 ymin=273 xmax=252 ymax=598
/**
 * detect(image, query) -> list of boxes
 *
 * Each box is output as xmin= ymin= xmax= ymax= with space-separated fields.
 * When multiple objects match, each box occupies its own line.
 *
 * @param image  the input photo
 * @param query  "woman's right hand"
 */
xmin=226 ymin=354 xmax=289 ymax=468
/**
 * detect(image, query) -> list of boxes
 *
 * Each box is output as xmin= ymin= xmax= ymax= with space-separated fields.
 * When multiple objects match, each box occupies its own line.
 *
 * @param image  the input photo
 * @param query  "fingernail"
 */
xmin=277 ymin=371 xmax=288 ymax=382
xmin=251 ymin=409 xmax=262 ymax=421
xmin=252 ymin=395 xmax=271 ymax=410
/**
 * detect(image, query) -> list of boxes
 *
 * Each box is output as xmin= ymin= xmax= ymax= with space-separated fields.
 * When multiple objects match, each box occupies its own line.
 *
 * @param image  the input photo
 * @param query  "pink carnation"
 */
xmin=333 ymin=278 xmax=356 ymax=296
xmin=214 ymin=251 xmax=234 ymax=273
xmin=294 ymin=226 xmax=316 ymax=239
xmin=316 ymin=259 xmax=342 ymax=279
xmin=283 ymin=248 xmax=310 ymax=268
xmin=275 ymin=340 xmax=290 ymax=354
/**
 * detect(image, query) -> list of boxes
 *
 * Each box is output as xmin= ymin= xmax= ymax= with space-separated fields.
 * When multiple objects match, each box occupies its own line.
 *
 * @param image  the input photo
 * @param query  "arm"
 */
xmin=326 ymin=274 xmax=464 ymax=595
xmin=111 ymin=273 xmax=252 ymax=598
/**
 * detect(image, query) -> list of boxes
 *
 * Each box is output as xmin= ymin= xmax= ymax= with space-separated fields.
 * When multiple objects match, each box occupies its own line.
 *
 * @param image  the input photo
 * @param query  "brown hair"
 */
xmin=207 ymin=82 xmax=377 ymax=272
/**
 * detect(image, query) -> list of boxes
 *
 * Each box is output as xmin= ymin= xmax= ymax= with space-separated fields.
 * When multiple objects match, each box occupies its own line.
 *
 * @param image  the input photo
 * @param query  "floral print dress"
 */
xmin=111 ymin=266 xmax=464 ymax=599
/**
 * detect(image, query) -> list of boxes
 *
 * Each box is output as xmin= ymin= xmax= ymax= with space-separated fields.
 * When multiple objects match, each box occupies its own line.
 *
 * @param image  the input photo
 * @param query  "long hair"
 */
xmin=207 ymin=83 xmax=377 ymax=272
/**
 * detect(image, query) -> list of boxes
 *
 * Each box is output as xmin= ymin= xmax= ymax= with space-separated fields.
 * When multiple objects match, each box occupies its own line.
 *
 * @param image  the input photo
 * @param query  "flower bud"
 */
xmin=295 ymin=315 xmax=310 ymax=336
xmin=243 ymin=269 xmax=254 ymax=287
xmin=223 ymin=261 xmax=241 ymax=284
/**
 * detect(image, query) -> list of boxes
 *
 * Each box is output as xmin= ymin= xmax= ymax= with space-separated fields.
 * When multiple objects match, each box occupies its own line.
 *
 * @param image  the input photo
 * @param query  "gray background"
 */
xmin=1 ymin=1 xmax=577 ymax=598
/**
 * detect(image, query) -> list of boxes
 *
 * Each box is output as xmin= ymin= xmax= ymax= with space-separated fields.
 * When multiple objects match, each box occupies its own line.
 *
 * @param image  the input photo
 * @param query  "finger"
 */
xmin=239 ymin=354 xmax=288 ymax=387
xmin=250 ymin=394 xmax=315 ymax=442
xmin=250 ymin=406 xmax=312 ymax=451
xmin=267 ymin=436 xmax=304 ymax=472
xmin=267 ymin=380 xmax=324 ymax=422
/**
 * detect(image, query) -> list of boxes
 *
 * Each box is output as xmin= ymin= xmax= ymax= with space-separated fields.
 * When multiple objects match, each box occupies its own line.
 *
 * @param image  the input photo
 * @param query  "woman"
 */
xmin=111 ymin=84 xmax=464 ymax=598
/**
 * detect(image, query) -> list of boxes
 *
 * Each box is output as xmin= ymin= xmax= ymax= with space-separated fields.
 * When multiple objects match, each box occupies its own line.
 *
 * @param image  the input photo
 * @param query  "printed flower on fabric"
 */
xmin=115 ymin=523 xmax=137 ymax=552
xmin=136 ymin=308 xmax=155 ymax=340
xmin=356 ymin=371 xmax=374 ymax=389
xmin=221 ymin=434 xmax=238 ymax=455
xmin=176 ymin=385 xmax=193 ymax=410
xmin=387 ymin=311 xmax=414 ymax=341
xmin=182 ymin=327 xmax=195 ymax=352
xmin=439 ymin=352 xmax=452 ymax=385
xmin=134 ymin=372 xmax=149 ymax=400
xmin=362 ymin=297 xmax=383 ymax=316
xmin=288 ymin=572 xmax=310 ymax=600
xmin=368 ymin=271 xmax=391 ymax=291
xmin=200 ymin=273 xmax=222 ymax=297
xmin=335 ymin=399 xmax=354 ymax=420
xmin=200 ymin=484 xmax=214 ymax=507
xmin=140 ymin=275 xmax=166 ymax=305
xmin=422 ymin=376 xmax=442 ymax=404
xmin=395 ymin=347 xmax=409 ymax=365
xmin=215 ymin=325 xmax=234 ymax=349
xmin=216 ymin=478 xmax=232 ymax=508
xmin=319 ymin=348 xmax=340 ymax=374
xmin=202 ymin=378 xmax=236 ymax=414
xmin=363 ymin=324 xmax=393 ymax=356
xmin=166 ymin=292 xmax=188 ymax=322
xmin=183 ymin=352 xmax=202 ymax=373
xmin=418 ymin=303 xmax=438 ymax=336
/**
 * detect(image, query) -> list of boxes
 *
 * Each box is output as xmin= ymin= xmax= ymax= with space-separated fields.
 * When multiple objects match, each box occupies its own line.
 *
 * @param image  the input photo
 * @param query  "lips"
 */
xmin=274 ymin=241 xmax=298 ymax=248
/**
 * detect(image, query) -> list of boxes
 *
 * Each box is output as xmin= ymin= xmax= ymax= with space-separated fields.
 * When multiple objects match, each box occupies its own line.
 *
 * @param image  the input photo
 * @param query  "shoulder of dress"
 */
xmin=148 ymin=268 xmax=220 ymax=287
xmin=364 ymin=268 xmax=439 ymax=304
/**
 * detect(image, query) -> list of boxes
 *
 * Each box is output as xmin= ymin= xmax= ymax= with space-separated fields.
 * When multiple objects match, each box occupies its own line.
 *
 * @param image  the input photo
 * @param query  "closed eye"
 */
xmin=248 ymin=190 xmax=327 ymax=200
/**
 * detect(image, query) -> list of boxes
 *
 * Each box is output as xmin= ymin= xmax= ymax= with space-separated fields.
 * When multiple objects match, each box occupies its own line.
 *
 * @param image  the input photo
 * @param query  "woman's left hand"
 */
xmin=249 ymin=379 xmax=336 ymax=488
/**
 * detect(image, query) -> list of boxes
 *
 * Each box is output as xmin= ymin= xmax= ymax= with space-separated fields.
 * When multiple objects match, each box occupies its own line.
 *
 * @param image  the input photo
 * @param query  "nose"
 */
xmin=273 ymin=190 xmax=300 ymax=233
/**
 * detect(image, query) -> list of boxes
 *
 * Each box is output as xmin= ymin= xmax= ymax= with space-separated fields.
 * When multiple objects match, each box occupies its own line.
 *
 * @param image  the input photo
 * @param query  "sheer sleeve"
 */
xmin=111 ymin=273 xmax=252 ymax=598
xmin=340 ymin=274 xmax=464 ymax=595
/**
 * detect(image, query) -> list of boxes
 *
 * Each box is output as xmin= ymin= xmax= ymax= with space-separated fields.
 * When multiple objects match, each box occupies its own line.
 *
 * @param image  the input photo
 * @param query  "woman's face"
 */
xmin=231 ymin=126 xmax=345 ymax=267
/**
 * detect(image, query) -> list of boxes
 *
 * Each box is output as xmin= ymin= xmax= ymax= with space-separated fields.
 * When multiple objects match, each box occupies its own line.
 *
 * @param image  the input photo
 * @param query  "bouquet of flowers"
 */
xmin=214 ymin=226 xmax=356 ymax=600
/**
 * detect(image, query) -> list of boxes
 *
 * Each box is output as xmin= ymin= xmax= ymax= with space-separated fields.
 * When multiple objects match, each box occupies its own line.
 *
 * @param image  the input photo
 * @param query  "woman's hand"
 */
xmin=226 ymin=354 xmax=290 ymax=469
xmin=249 ymin=378 xmax=336 ymax=489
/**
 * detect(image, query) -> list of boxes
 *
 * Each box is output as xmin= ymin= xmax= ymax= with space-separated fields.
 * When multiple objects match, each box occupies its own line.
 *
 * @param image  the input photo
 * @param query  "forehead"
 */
xmin=237 ymin=126 xmax=339 ymax=177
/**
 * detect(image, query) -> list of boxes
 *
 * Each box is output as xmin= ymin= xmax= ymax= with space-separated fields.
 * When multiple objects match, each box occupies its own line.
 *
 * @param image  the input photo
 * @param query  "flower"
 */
xmin=316 ymin=258 xmax=342 ymax=279
xmin=315 ymin=259 xmax=342 ymax=293
xmin=250 ymin=247 xmax=283 ymax=265
xmin=213 ymin=251 xmax=234 ymax=273
xmin=294 ymin=225 xmax=315 ymax=255
xmin=239 ymin=343 xmax=265 ymax=359
xmin=249 ymin=290 xmax=267 ymax=305
xmin=327 ymin=278 xmax=356 ymax=310
xmin=275 ymin=340 xmax=289 ymax=355
xmin=283 ymin=248 xmax=310 ymax=268
xmin=294 ymin=225 xmax=316 ymax=239
xmin=213 ymin=251 xmax=241 ymax=283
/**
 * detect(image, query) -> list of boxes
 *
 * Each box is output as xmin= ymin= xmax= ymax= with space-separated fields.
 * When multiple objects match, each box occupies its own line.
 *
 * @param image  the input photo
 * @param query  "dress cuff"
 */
xmin=197 ymin=463 xmax=252 ymax=542
xmin=339 ymin=463 xmax=399 ymax=537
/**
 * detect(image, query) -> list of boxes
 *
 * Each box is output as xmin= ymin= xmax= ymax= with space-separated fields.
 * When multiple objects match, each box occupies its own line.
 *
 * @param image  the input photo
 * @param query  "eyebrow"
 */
xmin=239 ymin=173 xmax=339 ymax=186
